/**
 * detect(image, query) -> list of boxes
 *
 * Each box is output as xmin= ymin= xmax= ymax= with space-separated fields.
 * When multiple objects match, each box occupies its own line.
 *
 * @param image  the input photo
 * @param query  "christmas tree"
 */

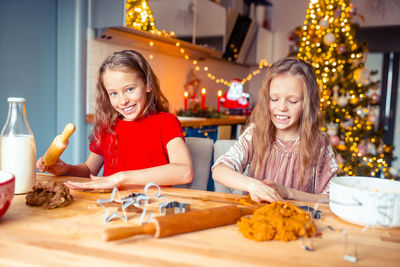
xmin=125 ymin=0 xmax=156 ymax=31
xmin=291 ymin=0 xmax=396 ymax=178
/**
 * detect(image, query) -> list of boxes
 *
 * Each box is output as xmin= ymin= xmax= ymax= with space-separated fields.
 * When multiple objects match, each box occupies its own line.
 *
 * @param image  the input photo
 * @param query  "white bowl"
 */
xmin=329 ymin=176 xmax=400 ymax=227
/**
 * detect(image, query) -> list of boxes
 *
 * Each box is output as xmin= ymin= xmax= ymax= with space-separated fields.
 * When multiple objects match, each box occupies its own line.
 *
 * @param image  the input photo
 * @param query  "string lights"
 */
xmin=295 ymin=0 xmax=393 ymax=178
xmin=125 ymin=0 xmax=270 ymax=88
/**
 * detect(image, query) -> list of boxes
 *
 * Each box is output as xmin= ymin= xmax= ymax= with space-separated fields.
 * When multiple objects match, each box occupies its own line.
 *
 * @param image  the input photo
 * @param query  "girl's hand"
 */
xmin=246 ymin=179 xmax=285 ymax=203
xmin=64 ymin=173 xmax=124 ymax=191
xmin=36 ymin=157 xmax=70 ymax=176
xmin=262 ymin=179 xmax=292 ymax=200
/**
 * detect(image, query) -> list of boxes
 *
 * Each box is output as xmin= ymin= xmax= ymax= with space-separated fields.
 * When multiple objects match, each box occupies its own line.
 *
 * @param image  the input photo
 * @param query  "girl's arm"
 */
xmin=65 ymin=137 xmax=193 ymax=189
xmin=116 ymin=136 xmax=193 ymax=186
xmin=263 ymin=180 xmax=329 ymax=203
xmin=37 ymin=152 xmax=104 ymax=178
xmin=212 ymin=163 xmax=284 ymax=203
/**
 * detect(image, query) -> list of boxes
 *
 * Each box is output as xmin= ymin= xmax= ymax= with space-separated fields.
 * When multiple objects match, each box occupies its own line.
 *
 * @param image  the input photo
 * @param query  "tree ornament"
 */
xmin=358 ymin=142 xmax=368 ymax=156
xmin=332 ymin=85 xmax=339 ymax=101
xmin=326 ymin=122 xmax=338 ymax=136
xmin=329 ymin=135 xmax=340 ymax=146
xmin=341 ymin=118 xmax=354 ymax=129
xmin=319 ymin=18 xmax=329 ymax=28
xmin=334 ymin=7 xmax=342 ymax=18
xmin=367 ymin=141 xmax=377 ymax=156
xmin=354 ymin=67 xmax=370 ymax=85
xmin=323 ymin=32 xmax=336 ymax=45
xmin=336 ymin=44 xmax=347 ymax=55
xmin=370 ymin=92 xmax=381 ymax=104
xmin=337 ymin=93 xmax=349 ymax=107
xmin=367 ymin=112 xmax=378 ymax=125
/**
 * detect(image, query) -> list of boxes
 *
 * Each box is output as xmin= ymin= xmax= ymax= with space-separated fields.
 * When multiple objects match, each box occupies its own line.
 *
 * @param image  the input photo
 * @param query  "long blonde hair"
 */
xmin=248 ymin=57 xmax=324 ymax=188
xmin=91 ymin=50 xmax=169 ymax=160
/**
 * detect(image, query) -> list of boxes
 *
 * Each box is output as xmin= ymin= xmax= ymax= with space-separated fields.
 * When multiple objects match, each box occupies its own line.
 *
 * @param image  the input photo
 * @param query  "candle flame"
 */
xmin=201 ymin=88 xmax=206 ymax=94
xmin=184 ymin=91 xmax=189 ymax=98
xmin=217 ymin=90 xmax=223 ymax=97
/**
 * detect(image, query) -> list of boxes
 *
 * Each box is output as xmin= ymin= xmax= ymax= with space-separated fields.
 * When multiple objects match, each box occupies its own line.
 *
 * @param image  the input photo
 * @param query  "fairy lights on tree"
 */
xmin=126 ymin=0 xmax=156 ymax=31
xmin=292 ymin=0 xmax=396 ymax=178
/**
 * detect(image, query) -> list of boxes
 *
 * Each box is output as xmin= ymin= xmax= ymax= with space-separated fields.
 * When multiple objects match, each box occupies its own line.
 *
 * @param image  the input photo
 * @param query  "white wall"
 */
xmin=87 ymin=39 xmax=264 ymax=114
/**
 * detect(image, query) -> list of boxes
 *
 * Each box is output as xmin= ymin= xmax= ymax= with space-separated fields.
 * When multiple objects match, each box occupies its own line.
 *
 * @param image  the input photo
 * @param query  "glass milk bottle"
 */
xmin=1 ymin=97 xmax=36 ymax=194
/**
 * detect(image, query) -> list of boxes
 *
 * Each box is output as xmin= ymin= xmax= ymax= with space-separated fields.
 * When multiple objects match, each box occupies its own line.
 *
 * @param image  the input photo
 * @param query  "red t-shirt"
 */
xmin=90 ymin=112 xmax=184 ymax=176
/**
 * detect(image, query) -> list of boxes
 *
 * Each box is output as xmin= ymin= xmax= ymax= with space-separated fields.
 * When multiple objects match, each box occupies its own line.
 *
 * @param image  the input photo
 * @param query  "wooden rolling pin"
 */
xmin=103 ymin=205 xmax=256 ymax=241
xmin=42 ymin=123 xmax=75 ymax=170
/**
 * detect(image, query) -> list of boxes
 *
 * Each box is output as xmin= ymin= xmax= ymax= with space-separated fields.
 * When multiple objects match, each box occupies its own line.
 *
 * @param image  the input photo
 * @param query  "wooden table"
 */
xmin=1 ymin=174 xmax=399 ymax=266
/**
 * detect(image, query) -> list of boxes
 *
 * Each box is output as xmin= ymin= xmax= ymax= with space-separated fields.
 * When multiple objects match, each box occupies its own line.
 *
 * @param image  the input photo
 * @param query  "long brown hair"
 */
xmin=91 ymin=50 xmax=169 ymax=153
xmin=248 ymin=57 xmax=324 ymax=188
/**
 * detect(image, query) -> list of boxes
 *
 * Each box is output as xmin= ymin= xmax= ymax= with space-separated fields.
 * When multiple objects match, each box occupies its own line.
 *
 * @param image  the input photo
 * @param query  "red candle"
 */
xmin=184 ymin=91 xmax=188 ymax=110
xmin=217 ymin=90 xmax=222 ymax=112
xmin=201 ymin=88 xmax=206 ymax=110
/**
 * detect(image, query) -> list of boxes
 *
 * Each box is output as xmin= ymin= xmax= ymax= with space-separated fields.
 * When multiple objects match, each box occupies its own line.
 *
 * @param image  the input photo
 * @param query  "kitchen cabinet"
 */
xmin=91 ymin=0 xmax=227 ymax=53
xmin=95 ymin=26 xmax=222 ymax=60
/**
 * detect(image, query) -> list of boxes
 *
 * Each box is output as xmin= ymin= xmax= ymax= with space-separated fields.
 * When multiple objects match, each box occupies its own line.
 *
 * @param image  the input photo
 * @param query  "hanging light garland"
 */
xmin=125 ymin=0 xmax=270 ymax=88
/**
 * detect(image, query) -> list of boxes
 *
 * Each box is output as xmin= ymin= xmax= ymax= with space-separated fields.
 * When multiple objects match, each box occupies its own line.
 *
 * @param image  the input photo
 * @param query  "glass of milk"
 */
xmin=0 ymin=97 xmax=36 ymax=194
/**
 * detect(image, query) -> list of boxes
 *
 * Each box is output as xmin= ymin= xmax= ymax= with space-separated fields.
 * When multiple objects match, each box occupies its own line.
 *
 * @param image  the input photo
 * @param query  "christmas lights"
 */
xmin=292 ymin=0 xmax=395 ymax=178
xmin=125 ymin=0 xmax=270 ymax=89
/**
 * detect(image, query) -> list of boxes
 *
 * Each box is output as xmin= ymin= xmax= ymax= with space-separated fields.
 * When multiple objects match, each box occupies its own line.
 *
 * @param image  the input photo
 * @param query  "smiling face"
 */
xmin=269 ymin=74 xmax=304 ymax=140
xmin=102 ymin=69 xmax=150 ymax=121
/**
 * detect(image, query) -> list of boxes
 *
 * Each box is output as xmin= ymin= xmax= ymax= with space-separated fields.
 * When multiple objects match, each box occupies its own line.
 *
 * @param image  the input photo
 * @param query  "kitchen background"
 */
xmin=1 ymin=0 xmax=400 ymax=172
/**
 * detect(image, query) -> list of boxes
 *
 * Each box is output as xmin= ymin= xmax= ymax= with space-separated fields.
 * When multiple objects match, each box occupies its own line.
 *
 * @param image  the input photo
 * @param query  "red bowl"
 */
xmin=0 ymin=170 xmax=15 ymax=219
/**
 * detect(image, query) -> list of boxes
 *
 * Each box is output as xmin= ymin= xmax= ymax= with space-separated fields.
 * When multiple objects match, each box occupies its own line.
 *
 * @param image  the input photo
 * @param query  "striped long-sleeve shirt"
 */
xmin=212 ymin=124 xmax=338 ymax=194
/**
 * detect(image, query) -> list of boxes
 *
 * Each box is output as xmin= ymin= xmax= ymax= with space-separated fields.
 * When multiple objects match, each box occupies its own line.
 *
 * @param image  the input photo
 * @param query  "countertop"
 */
xmin=1 ymin=174 xmax=399 ymax=266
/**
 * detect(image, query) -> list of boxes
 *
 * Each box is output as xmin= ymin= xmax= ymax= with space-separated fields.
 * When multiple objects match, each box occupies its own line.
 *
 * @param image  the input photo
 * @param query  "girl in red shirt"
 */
xmin=37 ymin=50 xmax=193 ymax=190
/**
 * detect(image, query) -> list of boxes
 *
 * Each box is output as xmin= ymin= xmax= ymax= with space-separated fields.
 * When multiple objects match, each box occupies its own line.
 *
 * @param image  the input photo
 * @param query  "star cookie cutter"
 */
xmin=97 ymin=187 xmax=132 ymax=223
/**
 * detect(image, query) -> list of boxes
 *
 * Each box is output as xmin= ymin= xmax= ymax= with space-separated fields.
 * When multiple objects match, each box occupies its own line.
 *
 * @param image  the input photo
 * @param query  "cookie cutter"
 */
xmin=97 ymin=182 xmax=169 ymax=224
xmin=133 ymin=182 xmax=169 ymax=225
xmin=301 ymin=199 xmax=367 ymax=263
xmin=97 ymin=187 xmax=132 ymax=223
xmin=298 ymin=205 xmax=322 ymax=219
xmin=161 ymin=201 xmax=191 ymax=215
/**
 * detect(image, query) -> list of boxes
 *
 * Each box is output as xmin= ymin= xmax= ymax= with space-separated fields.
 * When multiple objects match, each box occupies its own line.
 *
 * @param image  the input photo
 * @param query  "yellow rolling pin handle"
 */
xmin=42 ymin=123 xmax=76 ymax=170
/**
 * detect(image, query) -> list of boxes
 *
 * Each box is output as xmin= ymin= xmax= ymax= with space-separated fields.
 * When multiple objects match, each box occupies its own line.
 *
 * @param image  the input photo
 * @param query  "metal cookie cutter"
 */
xmin=135 ymin=182 xmax=169 ymax=225
xmin=97 ymin=187 xmax=133 ymax=223
xmin=121 ymin=192 xmax=146 ymax=201
xmin=162 ymin=201 xmax=191 ymax=215
xmin=298 ymin=205 xmax=322 ymax=219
